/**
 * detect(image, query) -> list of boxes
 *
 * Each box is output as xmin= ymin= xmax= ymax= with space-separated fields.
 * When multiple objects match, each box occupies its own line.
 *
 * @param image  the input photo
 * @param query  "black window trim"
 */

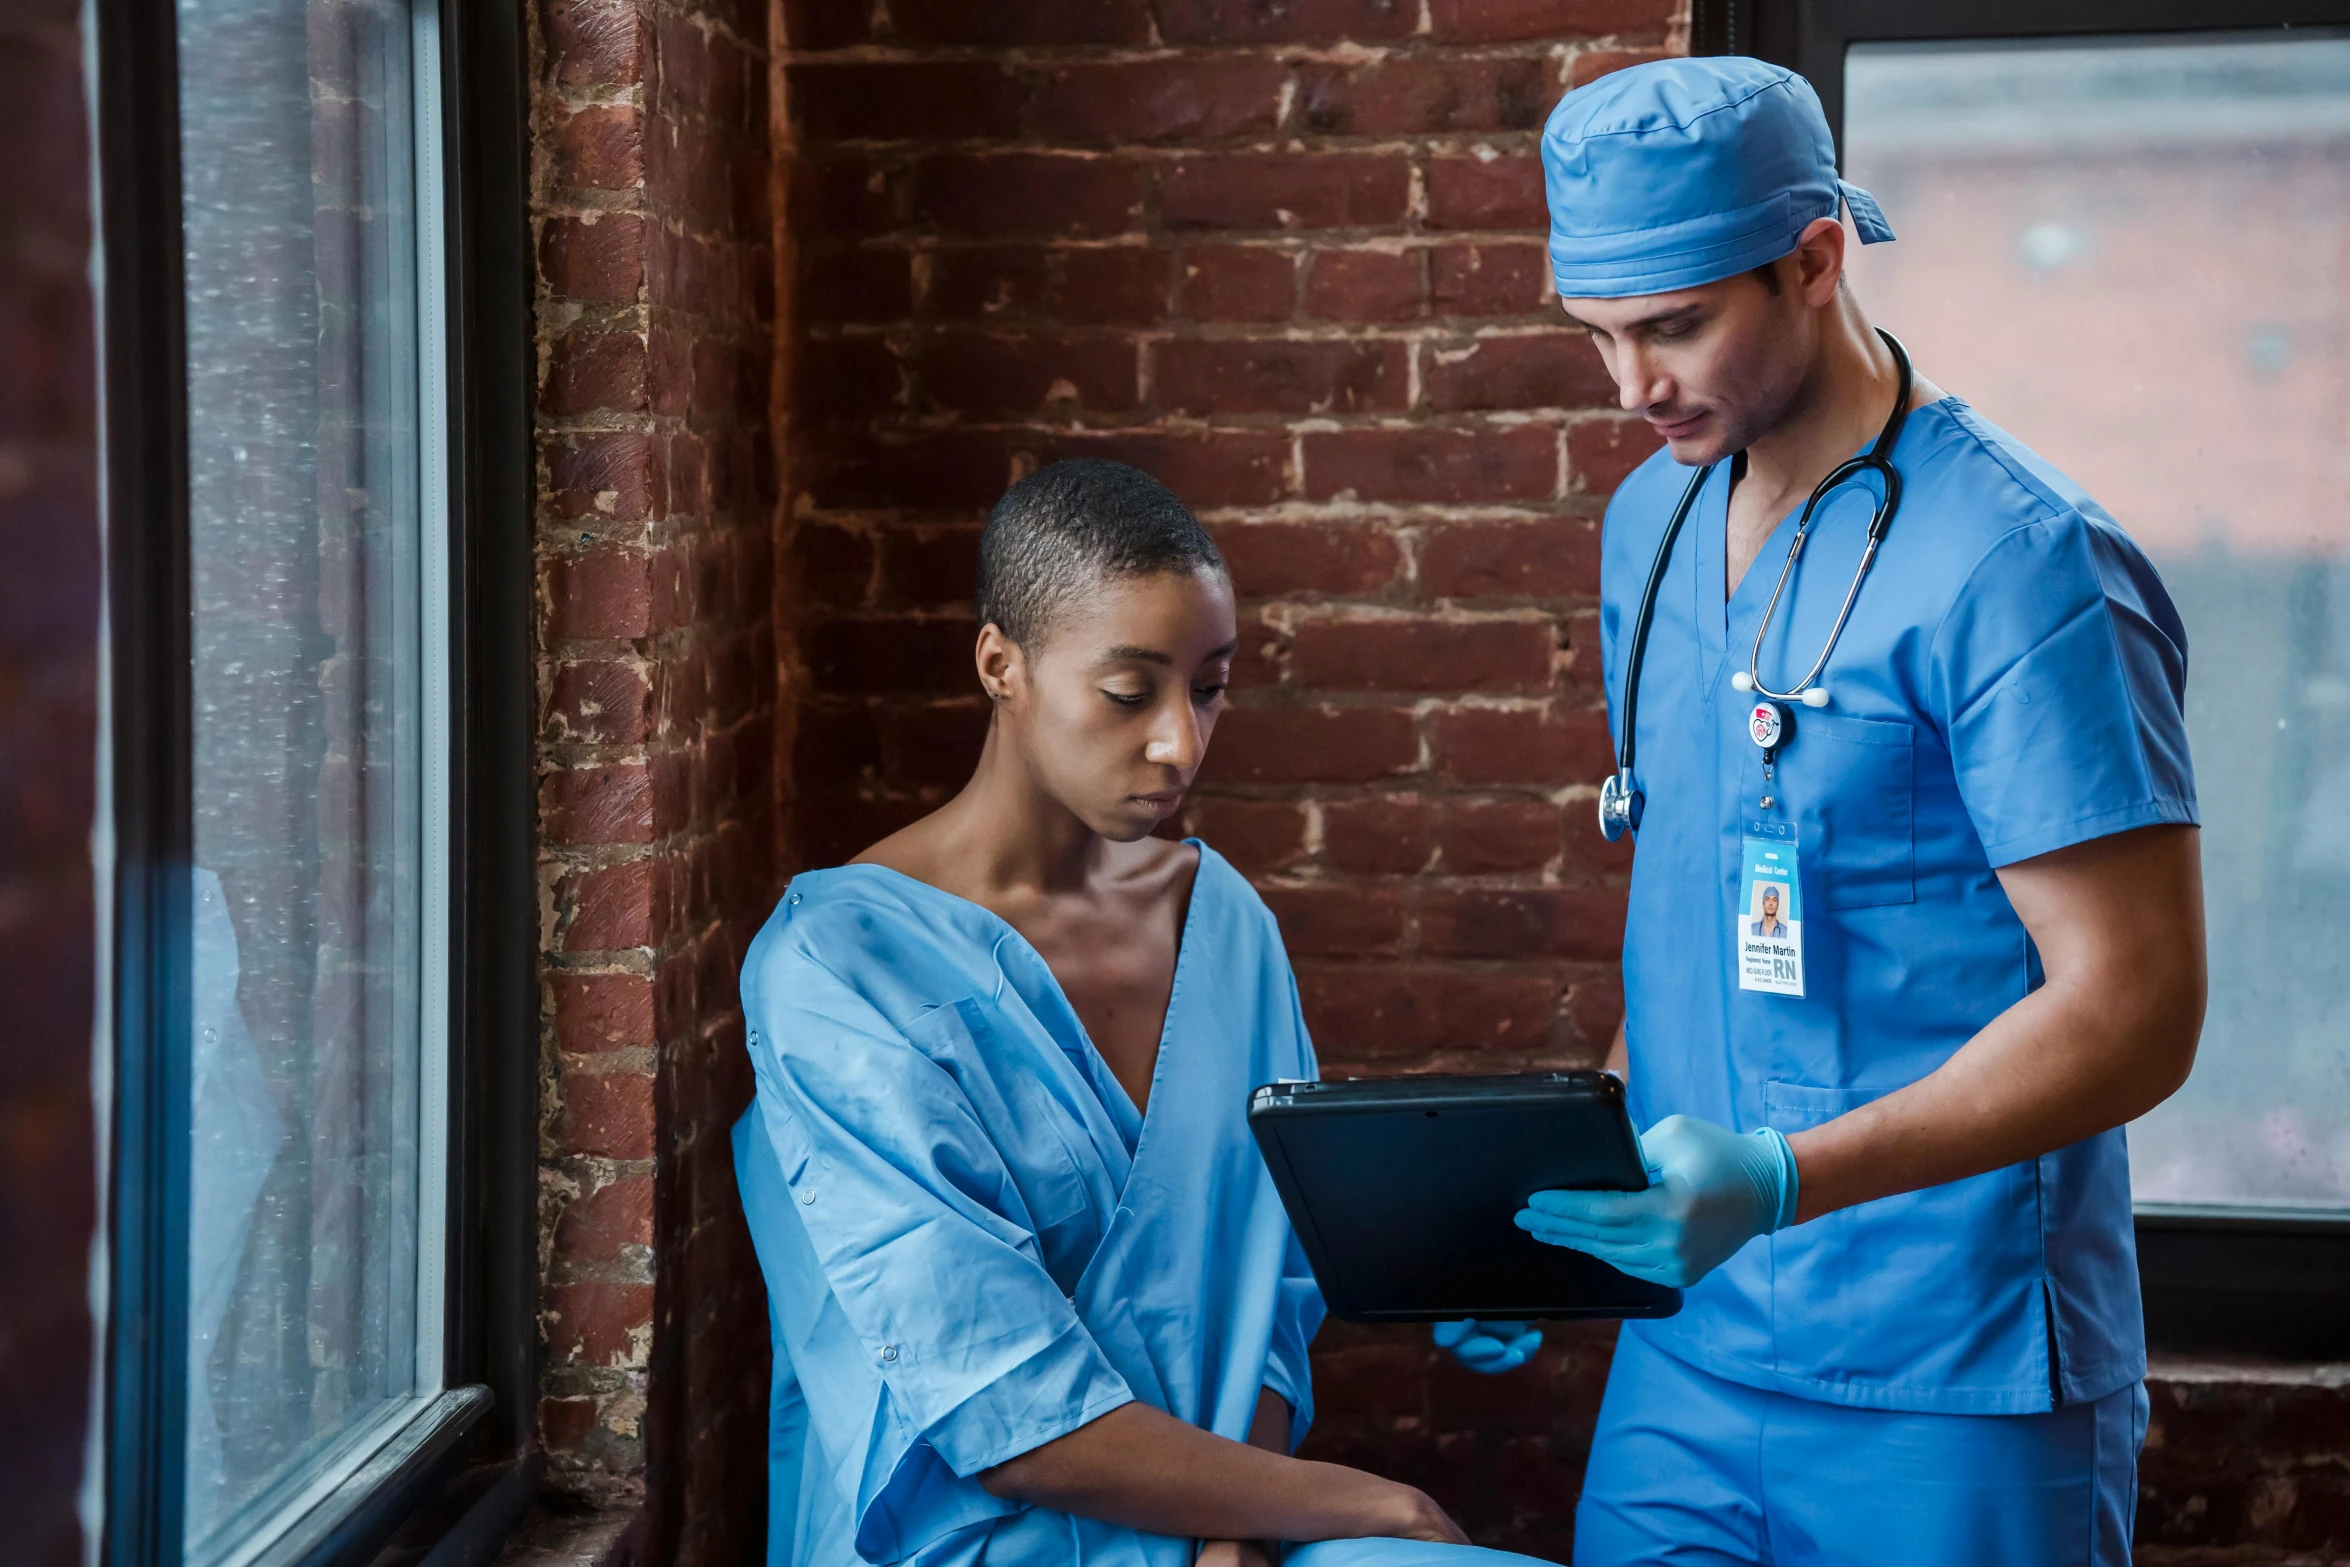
xmin=1697 ymin=0 xmax=2350 ymax=1361
xmin=93 ymin=0 xmax=538 ymax=1558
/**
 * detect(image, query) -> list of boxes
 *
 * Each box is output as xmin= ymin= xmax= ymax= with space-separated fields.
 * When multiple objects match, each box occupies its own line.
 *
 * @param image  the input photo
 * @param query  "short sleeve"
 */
xmin=1932 ymin=515 xmax=2198 ymax=867
xmin=744 ymin=948 xmax=1134 ymax=1500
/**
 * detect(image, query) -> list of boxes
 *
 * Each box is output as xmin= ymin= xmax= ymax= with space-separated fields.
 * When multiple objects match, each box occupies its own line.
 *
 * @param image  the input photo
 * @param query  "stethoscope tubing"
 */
xmin=1741 ymin=330 xmax=1913 ymax=703
xmin=1603 ymin=328 xmax=1914 ymax=838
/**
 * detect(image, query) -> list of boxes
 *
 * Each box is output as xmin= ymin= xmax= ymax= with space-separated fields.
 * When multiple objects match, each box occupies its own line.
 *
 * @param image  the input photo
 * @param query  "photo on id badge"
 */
xmin=1738 ymin=831 xmax=1804 ymax=997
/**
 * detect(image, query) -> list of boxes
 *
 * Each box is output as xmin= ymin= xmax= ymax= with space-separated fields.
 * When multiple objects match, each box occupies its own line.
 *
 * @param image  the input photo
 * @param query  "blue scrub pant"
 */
xmin=1575 ymin=1328 xmax=2148 ymax=1567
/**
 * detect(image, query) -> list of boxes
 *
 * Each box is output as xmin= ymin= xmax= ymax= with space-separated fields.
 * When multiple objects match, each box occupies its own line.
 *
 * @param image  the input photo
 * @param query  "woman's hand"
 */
xmin=1375 ymin=1484 xmax=1472 ymax=1545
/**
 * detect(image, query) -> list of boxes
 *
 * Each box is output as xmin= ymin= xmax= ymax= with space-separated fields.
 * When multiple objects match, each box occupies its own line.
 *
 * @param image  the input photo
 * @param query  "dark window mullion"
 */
xmin=96 ymin=0 xmax=197 ymax=1554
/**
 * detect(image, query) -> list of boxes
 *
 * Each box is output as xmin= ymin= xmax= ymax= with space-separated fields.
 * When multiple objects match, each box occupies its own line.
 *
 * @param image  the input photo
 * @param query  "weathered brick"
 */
xmin=803 ymin=247 xmax=914 ymax=323
xmin=1570 ymin=47 xmax=1675 ymax=88
xmin=794 ymin=334 xmax=902 ymax=422
xmin=914 ymin=333 xmax=1139 ymax=416
xmin=545 ymin=433 xmax=667 ymax=524
xmin=806 ymin=617 xmax=983 ymax=695
xmin=550 ymin=972 xmax=658 ymax=1053
xmin=544 ymin=1280 xmax=657 ymax=1365
xmin=1182 ymin=245 xmax=1296 ymax=321
xmin=1302 ymin=248 xmax=1424 ymax=322
xmin=781 ymin=0 xmax=872 ymax=48
xmin=1028 ymin=59 xmax=1285 ymax=143
xmin=1154 ymin=338 xmax=1406 ymax=416
xmin=1419 ymin=518 xmax=1602 ymax=600
xmin=1291 ymin=616 xmax=1555 ymax=693
xmin=1426 ymin=0 xmax=1677 ymax=43
xmin=542 ymin=762 xmax=660 ymax=846
xmin=1297 ymin=965 xmax=1559 ymax=1058
xmin=1426 ymin=153 xmax=1548 ymax=231
xmin=890 ymin=0 xmax=1154 ymax=45
xmin=545 ymin=329 xmax=651 ymax=415
xmin=546 ymin=548 xmax=656 ymax=640
xmin=1303 ymin=425 xmax=1556 ymax=503
xmin=1420 ymin=885 xmax=1624 ymax=960
xmin=1323 ymin=795 xmax=1435 ymax=874
xmin=554 ymin=1175 xmax=657 ymax=1265
xmin=1183 ymin=797 xmax=1309 ymax=872
xmin=1568 ymin=414 xmax=1664 ymax=491
xmin=1201 ymin=705 xmax=1418 ymax=785
xmin=542 ymin=0 xmax=644 ymax=87
xmin=792 ymin=60 xmax=1022 ymax=141
xmin=1434 ymin=704 xmax=1612 ymax=785
xmin=1440 ymin=798 xmax=1561 ymax=873
xmin=1157 ymin=0 xmax=1417 ymax=43
xmin=551 ymin=104 xmax=646 ymax=190
xmin=555 ymin=1069 xmax=657 ymax=1161
xmin=878 ymin=525 xmax=983 ymax=609
xmin=1214 ymin=520 xmax=1402 ymax=598
xmin=914 ymin=153 xmax=1146 ymax=238
xmin=1162 ymin=153 xmax=1412 ymax=231
xmin=1261 ymin=884 xmax=1407 ymax=957
xmin=1297 ymin=55 xmax=1557 ymax=136
xmin=1425 ymin=332 xmax=1615 ymax=411
xmin=1055 ymin=247 xmax=1170 ymax=324
xmin=1431 ymin=242 xmax=1552 ymax=316
xmin=547 ymin=658 xmax=658 ymax=745
xmin=1034 ymin=430 xmax=1291 ymax=507
xmin=927 ymin=246 xmax=1050 ymax=320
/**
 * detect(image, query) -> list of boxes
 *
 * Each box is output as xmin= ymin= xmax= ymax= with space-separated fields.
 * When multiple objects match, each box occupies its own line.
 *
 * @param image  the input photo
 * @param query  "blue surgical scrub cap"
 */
xmin=1541 ymin=57 xmax=1895 ymax=300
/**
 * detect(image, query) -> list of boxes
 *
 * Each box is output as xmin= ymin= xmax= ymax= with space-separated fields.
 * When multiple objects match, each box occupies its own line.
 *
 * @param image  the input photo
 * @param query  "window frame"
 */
xmin=93 ymin=0 xmax=537 ymax=1557
xmin=1703 ymin=0 xmax=2350 ymax=1361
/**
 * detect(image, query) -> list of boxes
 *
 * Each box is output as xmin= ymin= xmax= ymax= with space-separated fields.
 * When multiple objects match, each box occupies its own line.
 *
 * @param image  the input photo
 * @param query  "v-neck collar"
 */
xmin=830 ymin=842 xmax=1208 ymax=1162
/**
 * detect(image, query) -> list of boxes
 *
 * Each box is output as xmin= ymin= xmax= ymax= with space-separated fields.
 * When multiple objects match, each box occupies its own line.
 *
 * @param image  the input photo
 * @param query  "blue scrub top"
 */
xmin=1600 ymin=398 xmax=2197 ymax=1415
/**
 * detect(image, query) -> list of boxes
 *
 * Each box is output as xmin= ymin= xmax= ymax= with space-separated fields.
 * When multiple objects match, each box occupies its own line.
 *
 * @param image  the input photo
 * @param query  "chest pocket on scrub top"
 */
xmin=1786 ymin=712 xmax=1915 ymax=909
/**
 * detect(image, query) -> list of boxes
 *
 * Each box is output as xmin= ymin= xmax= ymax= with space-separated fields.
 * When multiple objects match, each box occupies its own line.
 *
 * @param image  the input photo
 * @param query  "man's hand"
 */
xmin=1432 ymin=1319 xmax=1541 ymax=1373
xmin=1196 ymin=1541 xmax=1276 ymax=1567
xmin=1516 ymin=1115 xmax=1798 ymax=1288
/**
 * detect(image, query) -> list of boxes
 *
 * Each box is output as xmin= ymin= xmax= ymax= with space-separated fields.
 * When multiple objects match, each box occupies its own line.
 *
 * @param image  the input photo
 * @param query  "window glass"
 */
xmin=1845 ymin=32 xmax=2350 ymax=1209
xmin=177 ymin=0 xmax=440 ymax=1553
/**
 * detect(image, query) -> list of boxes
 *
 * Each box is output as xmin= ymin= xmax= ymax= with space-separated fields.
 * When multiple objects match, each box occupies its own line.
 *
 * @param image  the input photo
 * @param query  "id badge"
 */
xmin=1737 ymin=820 xmax=1804 ymax=997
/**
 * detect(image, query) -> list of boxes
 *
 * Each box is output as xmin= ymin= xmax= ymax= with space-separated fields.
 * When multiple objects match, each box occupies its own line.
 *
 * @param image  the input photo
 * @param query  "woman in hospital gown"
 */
xmin=735 ymin=459 xmax=1550 ymax=1567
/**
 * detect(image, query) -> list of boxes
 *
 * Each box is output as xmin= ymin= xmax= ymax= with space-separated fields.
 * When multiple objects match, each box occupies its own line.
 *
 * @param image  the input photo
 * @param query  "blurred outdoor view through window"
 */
xmin=179 ymin=0 xmax=436 ymax=1554
xmin=1845 ymin=32 xmax=2350 ymax=1209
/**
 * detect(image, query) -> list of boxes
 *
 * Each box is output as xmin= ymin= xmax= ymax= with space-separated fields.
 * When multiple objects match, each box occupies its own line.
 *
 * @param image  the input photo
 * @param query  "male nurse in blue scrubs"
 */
xmin=1440 ymin=58 xmax=2209 ymax=1566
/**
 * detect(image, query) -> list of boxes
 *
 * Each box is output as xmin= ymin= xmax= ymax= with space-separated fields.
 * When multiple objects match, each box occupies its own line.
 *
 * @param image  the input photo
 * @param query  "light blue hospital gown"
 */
xmin=736 ymin=843 xmax=1552 ymax=1567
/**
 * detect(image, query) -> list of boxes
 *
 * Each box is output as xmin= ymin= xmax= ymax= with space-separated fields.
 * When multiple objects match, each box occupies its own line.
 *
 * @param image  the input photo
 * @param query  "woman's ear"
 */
xmin=974 ymin=622 xmax=1024 ymax=706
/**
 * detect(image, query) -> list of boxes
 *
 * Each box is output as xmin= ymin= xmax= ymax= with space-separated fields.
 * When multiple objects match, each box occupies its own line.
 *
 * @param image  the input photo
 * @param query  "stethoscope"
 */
xmin=1597 ymin=329 xmax=1914 ymax=842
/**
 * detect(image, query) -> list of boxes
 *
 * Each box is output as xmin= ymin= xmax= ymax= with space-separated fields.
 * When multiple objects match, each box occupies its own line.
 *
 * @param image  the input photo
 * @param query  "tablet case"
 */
xmin=1247 ymin=1072 xmax=1682 ymax=1323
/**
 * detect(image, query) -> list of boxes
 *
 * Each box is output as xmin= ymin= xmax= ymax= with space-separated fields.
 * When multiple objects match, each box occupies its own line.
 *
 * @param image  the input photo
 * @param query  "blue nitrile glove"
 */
xmin=1515 ymin=1115 xmax=1799 ymax=1289
xmin=1433 ymin=1318 xmax=1541 ymax=1373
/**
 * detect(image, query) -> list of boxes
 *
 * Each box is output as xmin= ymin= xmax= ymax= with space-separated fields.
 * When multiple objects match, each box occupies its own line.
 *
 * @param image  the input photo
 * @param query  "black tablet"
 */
xmin=1247 ymin=1072 xmax=1681 ymax=1323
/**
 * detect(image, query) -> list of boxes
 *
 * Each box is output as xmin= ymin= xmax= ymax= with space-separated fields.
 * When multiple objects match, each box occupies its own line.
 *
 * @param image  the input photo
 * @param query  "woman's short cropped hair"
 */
xmin=975 ymin=459 xmax=1227 ymax=647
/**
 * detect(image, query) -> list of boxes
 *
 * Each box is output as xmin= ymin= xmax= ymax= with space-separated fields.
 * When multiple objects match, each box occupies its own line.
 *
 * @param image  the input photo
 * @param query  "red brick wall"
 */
xmin=0 ymin=3 xmax=99 ymax=1563
xmin=530 ymin=0 xmax=778 ymax=1556
xmin=775 ymin=1 xmax=1675 ymax=1551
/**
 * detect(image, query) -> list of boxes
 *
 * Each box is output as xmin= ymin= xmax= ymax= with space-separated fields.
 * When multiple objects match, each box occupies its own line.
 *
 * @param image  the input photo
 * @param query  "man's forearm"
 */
xmin=1788 ymin=825 xmax=2204 ymax=1220
xmin=979 ymin=1401 xmax=1452 ymax=1545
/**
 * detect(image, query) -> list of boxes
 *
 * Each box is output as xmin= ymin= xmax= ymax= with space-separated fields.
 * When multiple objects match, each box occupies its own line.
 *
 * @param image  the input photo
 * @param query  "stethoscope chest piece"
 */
xmin=1598 ymin=771 xmax=1641 ymax=842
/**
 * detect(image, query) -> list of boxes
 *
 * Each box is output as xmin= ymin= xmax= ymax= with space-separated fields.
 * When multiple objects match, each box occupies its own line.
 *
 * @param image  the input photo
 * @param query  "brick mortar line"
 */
xmin=776 ymin=37 xmax=1657 ymax=66
xmin=807 ymin=323 xmax=1585 ymax=342
xmin=808 ymin=232 xmax=1550 ymax=248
